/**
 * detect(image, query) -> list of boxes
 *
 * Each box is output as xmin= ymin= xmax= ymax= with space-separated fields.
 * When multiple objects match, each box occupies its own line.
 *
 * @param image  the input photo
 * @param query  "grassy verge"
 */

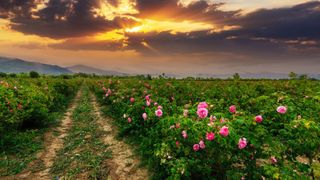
xmin=50 ymin=86 xmax=111 ymax=179
xmin=0 ymin=108 xmax=73 ymax=176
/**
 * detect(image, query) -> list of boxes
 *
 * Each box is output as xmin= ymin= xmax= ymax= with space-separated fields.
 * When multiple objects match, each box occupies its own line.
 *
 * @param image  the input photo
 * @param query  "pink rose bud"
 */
xmin=199 ymin=140 xmax=205 ymax=149
xmin=198 ymin=102 xmax=208 ymax=109
xmin=206 ymin=132 xmax=215 ymax=141
xmin=146 ymin=100 xmax=151 ymax=106
xmin=255 ymin=115 xmax=263 ymax=123
xmin=176 ymin=141 xmax=179 ymax=147
xmin=270 ymin=156 xmax=277 ymax=164
xmin=238 ymin=138 xmax=248 ymax=149
xmin=175 ymin=123 xmax=180 ymax=128
xmin=219 ymin=126 xmax=229 ymax=137
xmin=277 ymin=106 xmax=287 ymax=114
xmin=193 ymin=144 xmax=200 ymax=151
xmin=183 ymin=109 xmax=188 ymax=117
xmin=182 ymin=130 xmax=188 ymax=139
xmin=229 ymin=105 xmax=236 ymax=113
xmin=155 ymin=109 xmax=163 ymax=117
xmin=128 ymin=117 xmax=132 ymax=123
xmin=130 ymin=97 xmax=135 ymax=103
xmin=142 ymin=113 xmax=147 ymax=120
xmin=210 ymin=115 xmax=216 ymax=122
xmin=197 ymin=108 xmax=208 ymax=119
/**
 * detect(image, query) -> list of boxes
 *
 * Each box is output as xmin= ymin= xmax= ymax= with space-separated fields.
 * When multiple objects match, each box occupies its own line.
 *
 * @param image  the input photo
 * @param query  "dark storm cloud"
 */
xmin=227 ymin=1 xmax=320 ymax=40
xmin=2 ymin=0 xmax=138 ymax=39
xmin=135 ymin=0 xmax=240 ymax=24
xmin=127 ymin=1 xmax=320 ymax=57
xmin=0 ymin=0 xmax=37 ymax=18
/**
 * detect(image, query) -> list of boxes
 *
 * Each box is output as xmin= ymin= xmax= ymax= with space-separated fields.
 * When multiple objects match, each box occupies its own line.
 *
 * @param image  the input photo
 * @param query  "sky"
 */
xmin=0 ymin=0 xmax=319 ymax=75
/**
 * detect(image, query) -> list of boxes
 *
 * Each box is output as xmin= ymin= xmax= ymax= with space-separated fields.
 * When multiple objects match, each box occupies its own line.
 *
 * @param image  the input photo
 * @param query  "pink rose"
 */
xmin=155 ymin=109 xmax=163 ymax=117
xmin=255 ymin=115 xmax=263 ymax=123
xmin=238 ymin=138 xmax=247 ymax=149
xmin=277 ymin=106 xmax=287 ymax=114
xmin=198 ymin=102 xmax=208 ymax=109
xmin=219 ymin=126 xmax=229 ymax=137
xmin=105 ymin=93 xmax=109 ymax=97
xmin=270 ymin=156 xmax=277 ymax=164
xmin=146 ymin=100 xmax=151 ymax=106
xmin=210 ymin=115 xmax=216 ymax=122
xmin=176 ymin=141 xmax=180 ymax=147
xmin=142 ymin=113 xmax=147 ymax=120
xmin=145 ymin=95 xmax=150 ymax=101
xmin=154 ymin=102 xmax=158 ymax=106
xmin=206 ymin=132 xmax=215 ymax=141
xmin=183 ymin=109 xmax=188 ymax=117
xmin=130 ymin=97 xmax=135 ymax=103
xmin=175 ymin=123 xmax=180 ymax=128
xmin=220 ymin=118 xmax=226 ymax=123
xmin=193 ymin=144 xmax=200 ymax=151
xmin=128 ymin=117 xmax=132 ymax=123
xmin=182 ymin=130 xmax=188 ymax=139
xmin=157 ymin=106 xmax=163 ymax=109
xmin=229 ymin=105 xmax=236 ymax=113
xmin=199 ymin=140 xmax=205 ymax=149
xmin=197 ymin=108 xmax=208 ymax=119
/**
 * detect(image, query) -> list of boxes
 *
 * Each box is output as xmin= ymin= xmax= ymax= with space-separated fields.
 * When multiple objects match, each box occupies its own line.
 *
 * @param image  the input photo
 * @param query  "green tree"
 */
xmin=29 ymin=71 xmax=40 ymax=78
xmin=0 ymin=72 xmax=7 ymax=77
xmin=289 ymin=72 xmax=297 ymax=79
xmin=233 ymin=73 xmax=240 ymax=80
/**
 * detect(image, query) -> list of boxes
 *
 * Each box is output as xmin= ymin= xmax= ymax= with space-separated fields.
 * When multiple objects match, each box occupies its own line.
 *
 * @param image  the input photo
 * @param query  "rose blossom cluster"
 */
xmin=197 ymin=102 xmax=209 ymax=119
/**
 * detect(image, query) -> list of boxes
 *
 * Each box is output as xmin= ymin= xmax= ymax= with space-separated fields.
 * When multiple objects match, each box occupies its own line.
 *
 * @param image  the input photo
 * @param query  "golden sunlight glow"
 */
xmin=94 ymin=30 xmax=126 ymax=41
xmin=125 ymin=19 xmax=214 ymax=33
xmin=0 ymin=19 xmax=62 ymax=46
xmin=93 ymin=0 xmax=138 ymax=20
xmin=141 ymin=41 xmax=159 ymax=54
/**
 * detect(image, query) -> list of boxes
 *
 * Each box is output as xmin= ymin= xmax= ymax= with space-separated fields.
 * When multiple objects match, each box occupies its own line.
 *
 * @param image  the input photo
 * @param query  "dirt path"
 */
xmin=6 ymin=90 xmax=82 ymax=180
xmin=91 ymin=94 xmax=149 ymax=180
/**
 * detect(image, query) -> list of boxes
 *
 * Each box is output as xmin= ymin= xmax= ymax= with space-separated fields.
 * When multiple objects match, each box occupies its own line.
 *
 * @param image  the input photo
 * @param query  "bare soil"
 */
xmin=91 ymin=94 xmax=149 ymax=180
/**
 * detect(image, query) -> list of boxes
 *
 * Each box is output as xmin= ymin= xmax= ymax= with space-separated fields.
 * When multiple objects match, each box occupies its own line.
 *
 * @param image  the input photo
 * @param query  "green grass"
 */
xmin=0 ymin=111 xmax=67 ymax=176
xmin=50 ymin=86 xmax=111 ymax=179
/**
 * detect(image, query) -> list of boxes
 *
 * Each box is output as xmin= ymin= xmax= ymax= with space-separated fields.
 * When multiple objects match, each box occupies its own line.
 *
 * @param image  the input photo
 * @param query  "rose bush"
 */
xmin=91 ymin=78 xmax=320 ymax=179
xmin=0 ymin=77 xmax=80 ymax=135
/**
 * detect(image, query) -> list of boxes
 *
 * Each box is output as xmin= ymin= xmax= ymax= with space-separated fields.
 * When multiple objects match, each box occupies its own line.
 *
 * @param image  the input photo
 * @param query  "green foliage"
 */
xmin=29 ymin=71 xmax=40 ymax=78
xmin=0 ymin=77 xmax=81 ymax=175
xmin=91 ymin=78 xmax=320 ymax=179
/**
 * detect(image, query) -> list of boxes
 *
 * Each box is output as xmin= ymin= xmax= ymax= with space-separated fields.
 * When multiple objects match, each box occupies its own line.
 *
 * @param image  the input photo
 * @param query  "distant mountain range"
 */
xmin=67 ymin=65 xmax=127 ymax=76
xmin=0 ymin=57 xmax=71 ymax=74
xmin=0 ymin=56 xmax=319 ymax=79
xmin=0 ymin=57 xmax=126 ymax=75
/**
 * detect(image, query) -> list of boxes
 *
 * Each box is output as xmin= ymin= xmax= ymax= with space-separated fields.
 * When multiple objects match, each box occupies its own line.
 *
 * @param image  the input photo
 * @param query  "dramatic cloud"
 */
xmin=135 ymin=0 xmax=240 ymax=24
xmin=0 ymin=0 xmax=319 ymax=75
xmin=2 ymin=0 xmax=138 ymax=38
xmin=125 ymin=1 xmax=320 ymax=57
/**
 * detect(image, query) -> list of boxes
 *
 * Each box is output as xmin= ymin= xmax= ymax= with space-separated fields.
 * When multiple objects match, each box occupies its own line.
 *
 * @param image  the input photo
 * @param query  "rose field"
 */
xmin=1 ymin=75 xmax=320 ymax=179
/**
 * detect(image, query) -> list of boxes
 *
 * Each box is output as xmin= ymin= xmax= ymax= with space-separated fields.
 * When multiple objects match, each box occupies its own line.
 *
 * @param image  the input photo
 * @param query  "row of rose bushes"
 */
xmin=0 ymin=77 xmax=80 ymax=135
xmin=91 ymin=78 xmax=320 ymax=179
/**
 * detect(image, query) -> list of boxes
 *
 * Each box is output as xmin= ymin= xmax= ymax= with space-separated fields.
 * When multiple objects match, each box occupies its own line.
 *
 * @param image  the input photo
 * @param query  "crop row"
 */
xmin=91 ymin=78 xmax=320 ymax=179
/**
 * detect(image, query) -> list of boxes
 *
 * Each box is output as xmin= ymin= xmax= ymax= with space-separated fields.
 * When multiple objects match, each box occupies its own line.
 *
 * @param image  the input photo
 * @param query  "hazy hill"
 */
xmin=0 ymin=57 xmax=71 ymax=74
xmin=67 ymin=65 xmax=127 ymax=76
